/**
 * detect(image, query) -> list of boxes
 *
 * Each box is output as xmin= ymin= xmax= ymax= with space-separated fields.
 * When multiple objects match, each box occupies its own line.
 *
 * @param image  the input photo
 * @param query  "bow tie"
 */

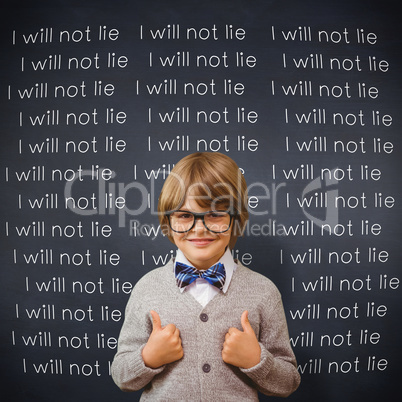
xmin=175 ymin=262 xmax=226 ymax=290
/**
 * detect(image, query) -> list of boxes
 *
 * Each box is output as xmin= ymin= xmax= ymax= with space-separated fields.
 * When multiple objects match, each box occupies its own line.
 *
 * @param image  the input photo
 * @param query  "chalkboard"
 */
xmin=1 ymin=0 xmax=401 ymax=401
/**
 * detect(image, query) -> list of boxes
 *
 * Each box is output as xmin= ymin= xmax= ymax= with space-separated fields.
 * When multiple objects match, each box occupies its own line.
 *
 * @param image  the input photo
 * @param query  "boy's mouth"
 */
xmin=186 ymin=238 xmax=215 ymax=246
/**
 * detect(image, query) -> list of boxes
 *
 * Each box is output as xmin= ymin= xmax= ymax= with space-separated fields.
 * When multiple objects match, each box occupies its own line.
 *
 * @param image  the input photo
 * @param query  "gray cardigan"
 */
xmin=111 ymin=260 xmax=300 ymax=400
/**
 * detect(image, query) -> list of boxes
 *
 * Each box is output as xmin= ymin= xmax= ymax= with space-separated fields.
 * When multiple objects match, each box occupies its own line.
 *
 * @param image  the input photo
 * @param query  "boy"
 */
xmin=111 ymin=152 xmax=300 ymax=400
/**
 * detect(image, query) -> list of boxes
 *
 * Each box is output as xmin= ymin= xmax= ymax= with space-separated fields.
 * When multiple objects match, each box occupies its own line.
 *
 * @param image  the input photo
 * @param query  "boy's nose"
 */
xmin=193 ymin=217 xmax=207 ymax=232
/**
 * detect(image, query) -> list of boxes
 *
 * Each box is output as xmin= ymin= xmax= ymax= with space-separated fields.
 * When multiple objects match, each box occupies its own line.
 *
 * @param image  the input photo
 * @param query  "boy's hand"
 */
xmin=222 ymin=310 xmax=261 ymax=369
xmin=142 ymin=310 xmax=184 ymax=369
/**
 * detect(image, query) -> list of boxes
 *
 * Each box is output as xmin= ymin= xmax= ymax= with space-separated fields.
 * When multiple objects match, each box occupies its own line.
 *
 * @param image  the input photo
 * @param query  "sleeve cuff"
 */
xmin=135 ymin=345 xmax=165 ymax=374
xmin=240 ymin=343 xmax=273 ymax=380
xmin=112 ymin=345 xmax=165 ymax=391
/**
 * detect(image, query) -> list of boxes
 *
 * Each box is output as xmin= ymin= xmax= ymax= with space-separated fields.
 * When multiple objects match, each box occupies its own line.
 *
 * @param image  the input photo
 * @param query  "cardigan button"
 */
xmin=200 ymin=313 xmax=208 ymax=322
xmin=202 ymin=363 xmax=211 ymax=373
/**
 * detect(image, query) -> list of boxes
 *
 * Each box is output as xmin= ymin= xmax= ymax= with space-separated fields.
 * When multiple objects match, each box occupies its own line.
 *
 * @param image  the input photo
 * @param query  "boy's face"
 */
xmin=171 ymin=197 xmax=231 ymax=270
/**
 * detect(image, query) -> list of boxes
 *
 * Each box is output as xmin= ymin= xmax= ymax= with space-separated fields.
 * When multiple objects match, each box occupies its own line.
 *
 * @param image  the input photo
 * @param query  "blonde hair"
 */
xmin=158 ymin=152 xmax=249 ymax=247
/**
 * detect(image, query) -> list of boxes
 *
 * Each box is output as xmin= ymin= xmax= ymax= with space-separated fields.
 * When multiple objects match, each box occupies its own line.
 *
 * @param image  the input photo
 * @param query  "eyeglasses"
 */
xmin=166 ymin=210 xmax=235 ymax=233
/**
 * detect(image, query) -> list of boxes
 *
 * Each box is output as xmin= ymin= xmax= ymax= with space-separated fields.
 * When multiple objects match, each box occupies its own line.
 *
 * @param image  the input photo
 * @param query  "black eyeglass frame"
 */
xmin=166 ymin=210 xmax=236 ymax=234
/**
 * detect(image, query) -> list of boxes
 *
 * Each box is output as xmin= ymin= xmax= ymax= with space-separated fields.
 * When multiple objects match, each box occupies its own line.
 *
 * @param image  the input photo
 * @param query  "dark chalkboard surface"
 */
xmin=1 ymin=0 xmax=401 ymax=401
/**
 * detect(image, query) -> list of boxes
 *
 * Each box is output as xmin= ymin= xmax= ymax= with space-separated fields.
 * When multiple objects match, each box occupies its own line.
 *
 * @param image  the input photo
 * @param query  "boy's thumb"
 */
xmin=241 ymin=310 xmax=252 ymax=332
xmin=150 ymin=310 xmax=162 ymax=331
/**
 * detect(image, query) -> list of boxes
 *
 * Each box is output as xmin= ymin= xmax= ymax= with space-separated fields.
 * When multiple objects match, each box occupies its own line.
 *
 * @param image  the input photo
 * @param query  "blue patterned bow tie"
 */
xmin=175 ymin=262 xmax=226 ymax=290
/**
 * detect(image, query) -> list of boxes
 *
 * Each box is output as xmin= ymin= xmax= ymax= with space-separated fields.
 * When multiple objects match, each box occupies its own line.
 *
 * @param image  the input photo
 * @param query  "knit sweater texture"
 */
xmin=111 ymin=259 xmax=300 ymax=400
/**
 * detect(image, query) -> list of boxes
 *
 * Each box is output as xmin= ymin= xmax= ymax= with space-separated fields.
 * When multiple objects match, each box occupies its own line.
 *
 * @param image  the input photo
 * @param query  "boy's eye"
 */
xmin=207 ymin=212 xmax=226 ymax=219
xmin=176 ymin=212 xmax=193 ymax=220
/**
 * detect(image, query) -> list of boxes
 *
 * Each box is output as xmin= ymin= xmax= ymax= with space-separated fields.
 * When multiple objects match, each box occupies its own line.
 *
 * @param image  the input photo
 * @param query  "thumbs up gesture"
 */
xmin=222 ymin=311 xmax=261 ymax=369
xmin=142 ymin=310 xmax=184 ymax=369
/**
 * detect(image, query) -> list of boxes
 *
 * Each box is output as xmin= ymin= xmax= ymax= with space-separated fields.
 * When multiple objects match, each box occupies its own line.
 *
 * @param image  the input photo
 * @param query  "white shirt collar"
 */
xmin=174 ymin=247 xmax=236 ymax=293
